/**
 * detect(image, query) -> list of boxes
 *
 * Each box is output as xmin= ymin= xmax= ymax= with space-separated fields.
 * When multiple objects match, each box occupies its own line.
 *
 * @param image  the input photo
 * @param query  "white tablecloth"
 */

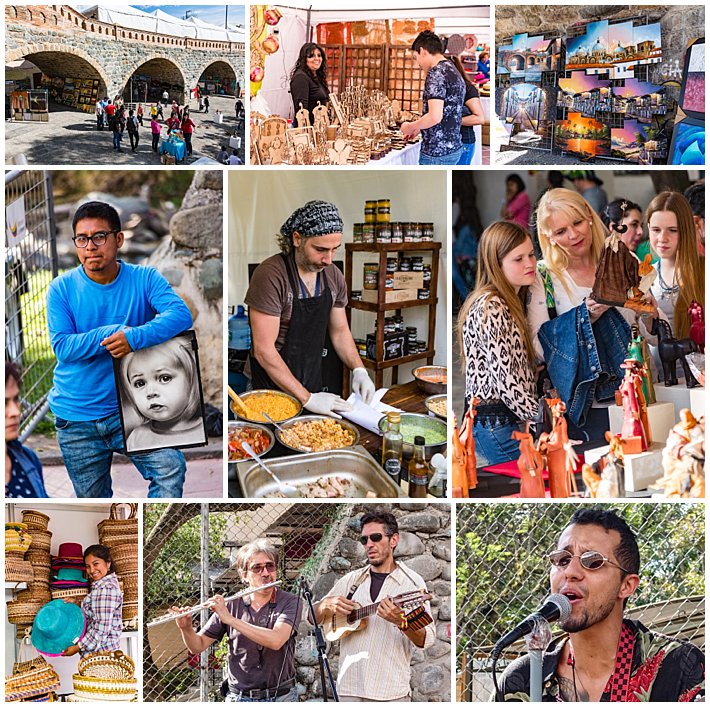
xmin=370 ymin=141 xmax=421 ymax=166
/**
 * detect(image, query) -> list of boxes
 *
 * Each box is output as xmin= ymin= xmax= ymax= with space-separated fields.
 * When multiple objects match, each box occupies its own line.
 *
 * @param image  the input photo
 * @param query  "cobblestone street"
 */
xmin=5 ymin=95 xmax=244 ymax=166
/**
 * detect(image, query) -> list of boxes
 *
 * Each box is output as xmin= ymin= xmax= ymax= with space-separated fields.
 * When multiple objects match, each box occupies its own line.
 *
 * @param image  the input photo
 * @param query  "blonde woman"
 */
xmin=528 ymin=188 xmax=657 ymax=444
xmin=457 ymin=221 xmax=538 ymax=464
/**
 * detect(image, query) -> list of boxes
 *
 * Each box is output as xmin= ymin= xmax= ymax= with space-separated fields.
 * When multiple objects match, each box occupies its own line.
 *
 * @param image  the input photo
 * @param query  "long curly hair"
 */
xmin=646 ymin=191 xmax=705 ymax=338
xmin=290 ymin=42 xmax=328 ymax=86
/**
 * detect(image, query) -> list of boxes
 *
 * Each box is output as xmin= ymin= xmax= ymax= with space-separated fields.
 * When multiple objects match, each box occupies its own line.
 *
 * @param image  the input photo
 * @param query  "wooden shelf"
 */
xmin=361 ymin=349 xmax=434 ymax=372
xmin=350 ymin=297 xmax=438 ymax=313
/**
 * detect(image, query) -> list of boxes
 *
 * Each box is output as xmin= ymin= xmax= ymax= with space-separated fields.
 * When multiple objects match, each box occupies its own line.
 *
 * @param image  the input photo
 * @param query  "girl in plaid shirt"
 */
xmin=62 ymin=544 xmax=123 ymax=656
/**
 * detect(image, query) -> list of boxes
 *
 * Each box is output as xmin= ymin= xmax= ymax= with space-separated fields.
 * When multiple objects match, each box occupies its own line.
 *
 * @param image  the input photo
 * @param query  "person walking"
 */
xmin=136 ymin=103 xmax=144 ymax=127
xmin=150 ymin=116 xmax=161 ymax=153
xmin=112 ymin=106 xmax=124 ymax=153
xmin=126 ymin=109 xmax=140 ymax=153
xmin=203 ymin=95 xmax=210 ymax=114
xmin=181 ymin=110 xmax=195 ymax=157
xmin=95 ymin=99 xmax=104 ymax=131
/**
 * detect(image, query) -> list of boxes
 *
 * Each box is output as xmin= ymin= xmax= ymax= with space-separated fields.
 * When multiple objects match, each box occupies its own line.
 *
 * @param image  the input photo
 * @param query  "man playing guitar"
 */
xmin=313 ymin=510 xmax=436 ymax=701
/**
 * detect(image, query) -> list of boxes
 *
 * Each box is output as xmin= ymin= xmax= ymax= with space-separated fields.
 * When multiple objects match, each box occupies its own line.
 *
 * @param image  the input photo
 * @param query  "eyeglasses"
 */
xmin=548 ymin=549 xmax=632 ymax=574
xmin=72 ymin=231 xmax=119 ymax=248
xmin=359 ymin=533 xmax=390 ymax=545
xmin=248 ymin=562 xmax=276 ymax=574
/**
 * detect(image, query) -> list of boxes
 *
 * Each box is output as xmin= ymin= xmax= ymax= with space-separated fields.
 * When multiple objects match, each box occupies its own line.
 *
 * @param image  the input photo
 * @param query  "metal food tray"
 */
xmin=238 ymin=445 xmax=406 ymax=498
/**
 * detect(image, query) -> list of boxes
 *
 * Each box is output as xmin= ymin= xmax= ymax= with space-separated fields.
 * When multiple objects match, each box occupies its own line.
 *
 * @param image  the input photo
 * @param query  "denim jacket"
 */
xmin=6 ymin=440 xmax=49 ymax=498
xmin=539 ymin=302 xmax=631 ymax=426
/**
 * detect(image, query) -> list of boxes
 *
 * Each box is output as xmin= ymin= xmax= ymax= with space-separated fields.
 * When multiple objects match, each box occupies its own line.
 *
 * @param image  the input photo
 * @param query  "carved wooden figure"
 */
xmin=512 ymin=429 xmax=546 ymax=498
xmin=650 ymin=317 xmax=699 ymax=387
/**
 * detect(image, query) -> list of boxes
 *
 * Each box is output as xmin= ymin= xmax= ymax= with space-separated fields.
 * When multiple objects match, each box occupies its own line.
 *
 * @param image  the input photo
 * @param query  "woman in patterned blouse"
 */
xmin=62 ymin=544 xmax=124 ymax=656
xmin=457 ymin=221 xmax=539 ymax=464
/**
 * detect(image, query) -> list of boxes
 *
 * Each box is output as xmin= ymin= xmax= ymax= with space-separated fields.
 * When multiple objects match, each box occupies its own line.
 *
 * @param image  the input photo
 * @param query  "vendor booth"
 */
xmin=5 ymin=503 xmax=139 ymax=702
xmin=227 ymin=170 xmax=448 ymax=498
xmin=250 ymin=1 xmax=490 ymax=165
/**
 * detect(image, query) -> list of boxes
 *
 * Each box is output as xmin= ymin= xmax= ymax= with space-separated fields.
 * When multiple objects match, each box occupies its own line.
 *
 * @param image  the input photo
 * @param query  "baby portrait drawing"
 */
xmin=115 ymin=331 xmax=207 ymax=453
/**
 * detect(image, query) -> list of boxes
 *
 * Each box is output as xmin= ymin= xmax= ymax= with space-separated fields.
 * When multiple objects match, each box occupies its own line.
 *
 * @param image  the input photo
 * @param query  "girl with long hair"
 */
xmin=457 ymin=221 xmax=538 ymax=464
xmin=646 ymin=190 xmax=705 ymax=342
xmin=289 ymin=42 xmax=329 ymax=125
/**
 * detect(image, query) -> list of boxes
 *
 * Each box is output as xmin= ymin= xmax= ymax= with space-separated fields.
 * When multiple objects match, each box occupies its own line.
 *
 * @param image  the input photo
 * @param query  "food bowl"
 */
xmin=275 ymin=415 xmax=360 ymax=454
xmin=413 ymin=366 xmax=447 ymax=395
xmin=227 ymin=421 xmax=275 ymax=462
xmin=378 ymin=412 xmax=447 ymax=460
xmin=231 ymin=389 xmax=302 ymax=424
xmin=424 ymin=394 xmax=447 ymax=420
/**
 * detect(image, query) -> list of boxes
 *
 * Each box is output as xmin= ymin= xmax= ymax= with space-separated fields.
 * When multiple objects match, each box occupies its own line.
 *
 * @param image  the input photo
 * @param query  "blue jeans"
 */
xmin=474 ymin=422 xmax=520 ymax=466
xmin=419 ymin=146 xmax=464 ymax=165
xmin=457 ymin=142 xmax=476 ymax=165
xmin=225 ymin=687 xmax=298 ymax=702
xmin=113 ymin=132 xmax=122 ymax=150
xmin=54 ymin=411 xmax=186 ymax=498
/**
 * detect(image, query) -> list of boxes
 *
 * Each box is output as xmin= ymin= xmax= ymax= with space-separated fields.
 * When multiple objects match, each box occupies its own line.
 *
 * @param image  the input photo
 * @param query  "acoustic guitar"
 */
xmin=323 ymin=589 xmax=432 ymax=641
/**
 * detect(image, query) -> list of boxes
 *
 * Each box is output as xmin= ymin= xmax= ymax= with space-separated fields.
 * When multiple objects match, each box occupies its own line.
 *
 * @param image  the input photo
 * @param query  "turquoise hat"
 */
xmin=56 ymin=568 xmax=87 ymax=582
xmin=31 ymin=600 xmax=86 ymax=656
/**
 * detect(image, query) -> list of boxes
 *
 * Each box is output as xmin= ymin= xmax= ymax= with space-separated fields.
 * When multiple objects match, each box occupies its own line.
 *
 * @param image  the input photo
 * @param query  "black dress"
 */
xmin=290 ymin=69 xmax=330 ymax=125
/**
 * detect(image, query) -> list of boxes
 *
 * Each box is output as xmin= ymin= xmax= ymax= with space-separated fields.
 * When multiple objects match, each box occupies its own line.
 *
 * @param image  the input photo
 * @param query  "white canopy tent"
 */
xmin=257 ymin=3 xmax=489 ymax=120
xmin=79 ymin=4 xmax=244 ymax=42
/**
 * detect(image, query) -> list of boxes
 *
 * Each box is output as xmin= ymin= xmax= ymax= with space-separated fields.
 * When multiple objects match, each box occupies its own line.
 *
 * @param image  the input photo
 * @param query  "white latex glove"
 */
xmin=304 ymin=392 xmax=353 ymax=419
xmin=351 ymin=367 xmax=376 ymax=405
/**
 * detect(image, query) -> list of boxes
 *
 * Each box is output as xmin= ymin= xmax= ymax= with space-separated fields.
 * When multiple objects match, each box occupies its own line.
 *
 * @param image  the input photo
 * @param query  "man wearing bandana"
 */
xmin=245 ymin=200 xmax=375 ymax=417
xmin=494 ymin=508 xmax=705 ymax=702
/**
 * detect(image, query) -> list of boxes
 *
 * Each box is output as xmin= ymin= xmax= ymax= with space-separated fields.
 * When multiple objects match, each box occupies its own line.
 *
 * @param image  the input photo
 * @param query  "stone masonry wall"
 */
xmin=495 ymin=5 xmax=705 ymax=84
xmin=294 ymin=503 xmax=452 ymax=702
xmin=6 ymin=5 xmax=244 ymax=100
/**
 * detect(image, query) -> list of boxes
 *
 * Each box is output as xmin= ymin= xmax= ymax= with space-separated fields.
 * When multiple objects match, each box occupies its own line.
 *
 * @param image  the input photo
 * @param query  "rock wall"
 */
xmin=295 ymin=503 xmax=452 ymax=702
xmin=495 ymin=4 xmax=704 ymax=84
xmin=146 ymin=171 xmax=223 ymax=407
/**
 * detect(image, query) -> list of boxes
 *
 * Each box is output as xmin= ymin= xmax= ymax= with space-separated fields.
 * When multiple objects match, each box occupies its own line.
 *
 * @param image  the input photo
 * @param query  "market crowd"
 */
xmin=454 ymin=171 xmax=705 ymax=464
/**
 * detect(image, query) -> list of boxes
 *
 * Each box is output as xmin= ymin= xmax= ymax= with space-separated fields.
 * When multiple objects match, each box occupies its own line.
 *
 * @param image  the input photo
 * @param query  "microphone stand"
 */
xmin=299 ymin=576 xmax=339 ymax=702
xmin=525 ymin=617 xmax=552 ymax=703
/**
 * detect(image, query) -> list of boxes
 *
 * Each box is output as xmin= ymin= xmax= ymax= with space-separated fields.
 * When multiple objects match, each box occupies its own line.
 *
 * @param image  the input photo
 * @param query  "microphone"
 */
xmin=491 ymin=594 xmax=572 ymax=659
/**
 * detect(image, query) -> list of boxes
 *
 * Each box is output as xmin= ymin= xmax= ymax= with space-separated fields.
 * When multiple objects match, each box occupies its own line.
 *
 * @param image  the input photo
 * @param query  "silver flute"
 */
xmin=147 ymin=580 xmax=282 ymax=628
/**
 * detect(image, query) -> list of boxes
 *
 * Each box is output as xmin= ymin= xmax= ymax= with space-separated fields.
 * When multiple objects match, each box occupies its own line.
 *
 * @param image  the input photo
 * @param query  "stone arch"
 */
xmin=122 ymin=55 xmax=188 ymax=104
xmin=8 ymin=6 xmax=17 ymax=19
xmin=198 ymin=59 xmax=240 ymax=96
xmin=6 ymin=43 xmax=111 ymax=98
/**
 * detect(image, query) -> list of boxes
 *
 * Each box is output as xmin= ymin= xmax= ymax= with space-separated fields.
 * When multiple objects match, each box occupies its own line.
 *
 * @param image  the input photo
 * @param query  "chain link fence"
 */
xmin=4 ymin=170 xmax=59 ymax=439
xmin=143 ymin=502 xmax=354 ymax=702
xmin=456 ymin=502 xmax=705 ymax=702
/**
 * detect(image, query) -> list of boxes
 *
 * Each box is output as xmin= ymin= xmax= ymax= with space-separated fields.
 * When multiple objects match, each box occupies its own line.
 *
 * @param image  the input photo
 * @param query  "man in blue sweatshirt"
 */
xmin=46 ymin=201 xmax=193 ymax=498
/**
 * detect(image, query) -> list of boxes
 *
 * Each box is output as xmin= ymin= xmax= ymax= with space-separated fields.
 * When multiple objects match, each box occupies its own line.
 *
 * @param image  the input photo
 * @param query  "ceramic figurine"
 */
xmin=688 ymin=300 xmax=704 ymax=352
xmin=538 ymin=399 xmax=575 ymax=498
xmin=660 ymin=409 xmax=705 ymax=498
xmin=619 ymin=359 xmax=650 ymax=451
xmin=627 ymin=325 xmax=656 ymax=404
xmin=650 ymin=317 xmax=699 ymax=387
xmin=512 ymin=429 xmax=546 ymax=498
xmin=582 ymin=432 xmax=625 ymax=498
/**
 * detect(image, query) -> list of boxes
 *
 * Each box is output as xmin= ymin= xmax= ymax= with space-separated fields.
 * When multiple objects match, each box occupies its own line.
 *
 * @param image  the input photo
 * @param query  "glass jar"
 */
xmin=376 ymin=199 xmax=391 ymax=222
xmin=391 ymin=222 xmax=404 ymax=243
xmin=400 ymin=257 xmax=412 ymax=272
xmin=386 ymin=257 xmax=398 ymax=274
xmin=412 ymin=257 xmax=424 ymax=272
xmin=376 ymin=223 xmax=392 ymax=243
xmin=362 ymin=223 xmax=376 ymax=243
xmin=423 ymin=264 xmax=432 ymax=285
xmin=421 ymin=222 xmax=434 ymax=241
xmin=363 ymin=263 xmax=379 ymax=290
xmin=364 ymin=200 xmax=377 ymax=223
xmin=353 ymin=223 xmax=363 ymax=243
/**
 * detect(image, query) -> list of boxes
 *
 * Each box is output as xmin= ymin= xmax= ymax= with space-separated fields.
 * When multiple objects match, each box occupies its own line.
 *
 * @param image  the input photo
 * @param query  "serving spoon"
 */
xmin=241 ymin=441 xmax=300 ymax=498
xmin=227 ymin=385 xmax=251 ymax=417
xmin=263 ymin=413 xmax=312 ymax=452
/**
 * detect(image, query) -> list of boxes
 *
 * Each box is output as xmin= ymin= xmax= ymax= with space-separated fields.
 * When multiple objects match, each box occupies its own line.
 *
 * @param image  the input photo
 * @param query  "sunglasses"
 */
xmin=72 ymin=231 xmax=119 ymax=248
xmin=248 ymin=562 xmax=277 ymax=574
xmin=359 ymin=533 xmax=390 ymax=545
xmin=548 ymin=549 xmax=632 ymax=574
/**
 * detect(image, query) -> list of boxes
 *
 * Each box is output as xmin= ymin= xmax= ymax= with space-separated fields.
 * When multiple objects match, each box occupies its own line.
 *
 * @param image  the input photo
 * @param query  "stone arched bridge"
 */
xmin=5 ymin=5 xmax=245 ymax=103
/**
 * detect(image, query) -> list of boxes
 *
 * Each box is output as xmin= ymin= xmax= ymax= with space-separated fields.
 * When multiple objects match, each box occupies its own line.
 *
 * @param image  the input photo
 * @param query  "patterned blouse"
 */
xmin=79 ymin=572 xmax=123 ymax=654
xmin=421 ymin=59 xmax=465 ymax=157
xmin=463 ymin=294 xmax=538 ymax=420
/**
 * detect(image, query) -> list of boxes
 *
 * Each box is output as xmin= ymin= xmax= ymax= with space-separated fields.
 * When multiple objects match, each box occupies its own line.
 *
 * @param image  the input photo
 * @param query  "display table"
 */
xmin=228 ymin=381 xmax=442 ymax=497
xmin=371 ymin=141 xmax=421 ymax=166
xmin=160 ymin=137 xmax=186 ymax=162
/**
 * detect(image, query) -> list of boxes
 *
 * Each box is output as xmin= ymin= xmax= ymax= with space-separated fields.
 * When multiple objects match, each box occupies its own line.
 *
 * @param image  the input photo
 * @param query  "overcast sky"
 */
xmin=133 ymin=5 xmax=245 ymax=27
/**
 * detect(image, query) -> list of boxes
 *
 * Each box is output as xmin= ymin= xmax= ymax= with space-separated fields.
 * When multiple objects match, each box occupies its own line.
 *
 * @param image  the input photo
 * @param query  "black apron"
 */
xmin=249 ymin=254 xmax=332 ymax=394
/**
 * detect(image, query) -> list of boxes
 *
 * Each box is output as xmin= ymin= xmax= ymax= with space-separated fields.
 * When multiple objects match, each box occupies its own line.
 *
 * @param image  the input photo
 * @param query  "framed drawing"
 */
xmin=113 ymin=330 xmax=208 ymax=454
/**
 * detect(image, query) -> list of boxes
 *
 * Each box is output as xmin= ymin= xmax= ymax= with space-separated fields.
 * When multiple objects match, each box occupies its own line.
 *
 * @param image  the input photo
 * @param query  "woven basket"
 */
xmin=5 ymin=528 xmax=33 ymax=555
xmin=72 ymin=674 xmax=137 ymax=701
xmin=5 ymin=558 xmax=35 ymax=584
xmin=79 ymin=651 xmax=134 ymax=680
xmin=50 ymin=587 xmax=89 ymax=604
xmin=21 ymin=510 xmax=51 ymax=530
xmin=5 ymin=635 xmax=61 ymax=702
xmin=122 ymin=600 xmax=138 ymax=621
xmin=110 ymin=544 xmax=138 ymax=575
xmin=98 ymin=504 xmax=138 ymax=548
xmin=17 ymin=586 xmax=52 ymax=604
xmin=26 ymin=549 xmax=51 ymax=566
xmin=119 ymin=572 xmax=139 ymax=597
xmin=27 ymin=529 xmax=52 ymax=552
xmin=6 ymin=600 xmax=44 ymax=626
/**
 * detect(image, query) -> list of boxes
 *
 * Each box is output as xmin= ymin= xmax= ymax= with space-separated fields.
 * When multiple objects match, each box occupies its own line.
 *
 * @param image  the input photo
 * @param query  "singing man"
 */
xmin=494 ymin=508 xmax=705 ymax=701
xmin=173 ymin=539 xmax=301 ymax=702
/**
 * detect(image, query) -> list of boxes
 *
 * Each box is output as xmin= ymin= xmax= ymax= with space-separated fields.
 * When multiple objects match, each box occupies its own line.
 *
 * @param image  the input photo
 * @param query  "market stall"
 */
xmin=250 ymin=1 xmax=490 ymax=165
xmin=5 ymin=504 xmax=138 ymax=702
xmin=227 ymin=169 xmax=448 ymax=498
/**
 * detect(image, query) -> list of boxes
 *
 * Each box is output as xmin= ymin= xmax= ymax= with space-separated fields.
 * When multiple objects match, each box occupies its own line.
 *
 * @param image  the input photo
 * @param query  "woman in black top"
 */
xmin=289 ymin=42 xmax=330 ymax=125
xmin=451 ymin=56 xmax=485 ymax=165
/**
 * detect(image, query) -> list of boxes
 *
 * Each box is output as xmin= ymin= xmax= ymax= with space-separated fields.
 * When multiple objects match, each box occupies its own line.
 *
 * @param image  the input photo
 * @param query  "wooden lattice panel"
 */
xmin=343 ymin=45 xmax=385 ymax=91
xmin=324 ymin=45 xmax=342 ymax=96
xmin=388 ymin=46 xmax=424 ymax=113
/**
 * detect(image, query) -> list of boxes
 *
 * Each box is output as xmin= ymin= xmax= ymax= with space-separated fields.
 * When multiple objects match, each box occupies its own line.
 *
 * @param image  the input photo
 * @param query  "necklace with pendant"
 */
xmin=657 ymin=269 xmax=679 ymax=302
